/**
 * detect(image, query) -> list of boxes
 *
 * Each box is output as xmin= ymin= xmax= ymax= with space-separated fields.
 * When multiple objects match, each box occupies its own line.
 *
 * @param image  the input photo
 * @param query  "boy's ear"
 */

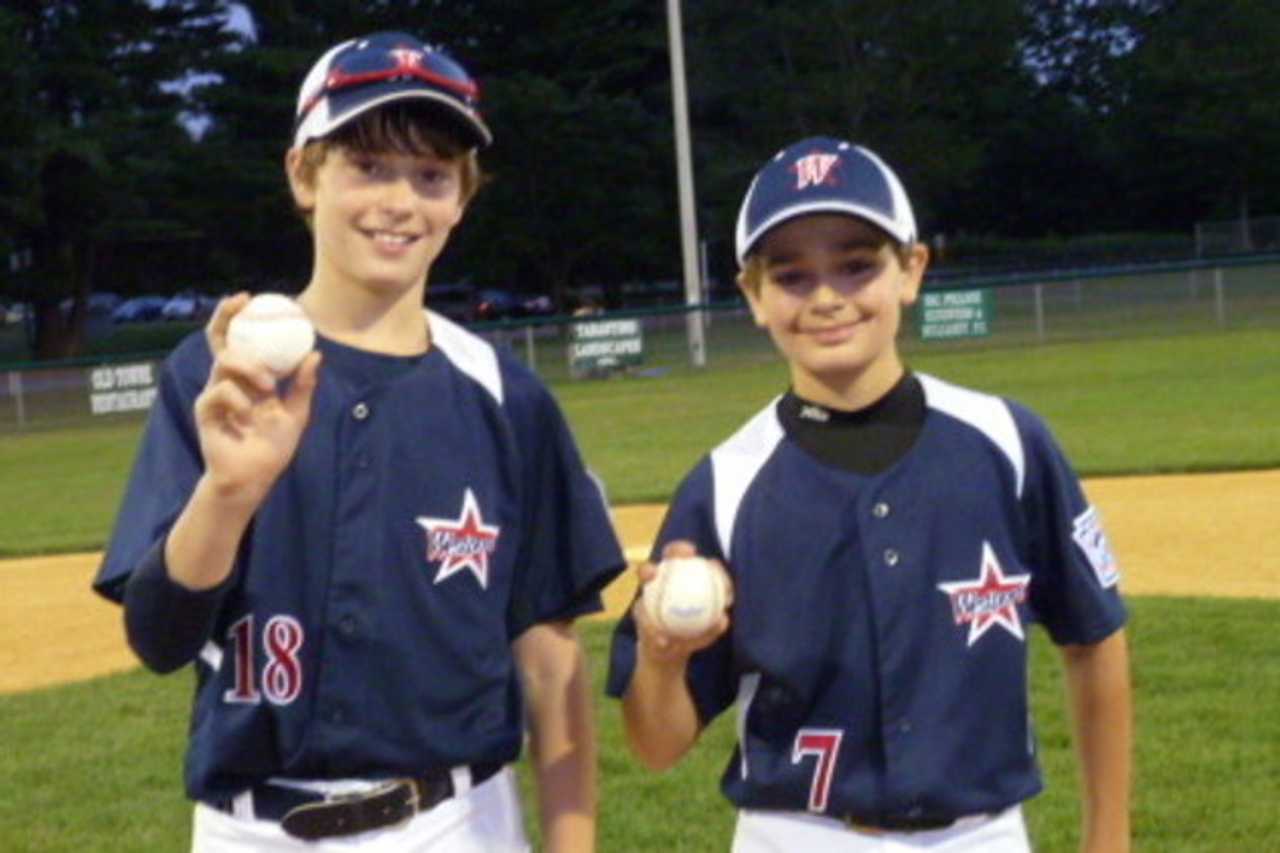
xmin=898 ymin=243 xmax=931 ymax=307
xmin=284 ymin=148 xmax=315 ymax=212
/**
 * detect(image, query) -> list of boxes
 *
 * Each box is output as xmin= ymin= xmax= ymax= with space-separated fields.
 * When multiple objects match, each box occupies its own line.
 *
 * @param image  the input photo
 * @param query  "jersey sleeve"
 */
xmin=1012 ymin=402 xmax=1128 ymax=645
xmin=93 ymin=336 xmax=210 ymax=604
xmin=606 ymin=460 xmax=738 ymax=726
xmin=122 ymin=534 xmax=233 ymax=672
xmin=504 ymin=374 xmax=626 ymax=637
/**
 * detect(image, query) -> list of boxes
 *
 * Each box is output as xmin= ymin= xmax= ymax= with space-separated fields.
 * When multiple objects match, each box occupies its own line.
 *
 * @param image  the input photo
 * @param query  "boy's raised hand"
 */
xmin=194 ymin=293 xmax=322 ymax=509
xmin=632 ymin=539 xmax=733 ymax=664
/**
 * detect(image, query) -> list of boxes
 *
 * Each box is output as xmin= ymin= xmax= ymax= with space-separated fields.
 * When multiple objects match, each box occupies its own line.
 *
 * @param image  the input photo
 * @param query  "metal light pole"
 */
xmin=666 ymin=0 xmax=706 ymax=368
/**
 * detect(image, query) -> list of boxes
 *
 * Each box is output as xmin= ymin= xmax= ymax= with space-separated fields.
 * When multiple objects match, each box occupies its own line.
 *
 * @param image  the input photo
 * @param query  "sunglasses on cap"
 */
xmin=296 ymin=40 xmax=481 ymax=126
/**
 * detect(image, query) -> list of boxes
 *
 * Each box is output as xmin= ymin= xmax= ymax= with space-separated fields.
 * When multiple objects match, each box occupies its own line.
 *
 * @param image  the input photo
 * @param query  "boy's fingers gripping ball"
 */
xmin=642 ymin=556 xmax=730 ymax=638
xmin=226 ymin=293 xmax=316 ymax=376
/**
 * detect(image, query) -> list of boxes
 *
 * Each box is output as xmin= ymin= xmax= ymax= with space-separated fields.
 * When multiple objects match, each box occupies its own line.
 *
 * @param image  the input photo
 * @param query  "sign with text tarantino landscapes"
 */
xmin=568 ymin=318 xmax=644 ymax=377
xmin=919 ymin=289 xmax=994 ymax=340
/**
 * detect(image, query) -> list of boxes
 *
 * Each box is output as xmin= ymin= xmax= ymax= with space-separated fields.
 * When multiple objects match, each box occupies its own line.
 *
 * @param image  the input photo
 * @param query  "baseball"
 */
xmin=226 ymin=293 xmax=315 ymax=376
xmin=642 ymin=556 xmax=731 ymax=638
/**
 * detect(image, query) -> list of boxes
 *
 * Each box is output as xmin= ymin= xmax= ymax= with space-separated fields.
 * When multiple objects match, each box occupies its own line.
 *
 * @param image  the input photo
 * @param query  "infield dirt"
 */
xmin=3 ymin=469 xmax=1277 ymax=695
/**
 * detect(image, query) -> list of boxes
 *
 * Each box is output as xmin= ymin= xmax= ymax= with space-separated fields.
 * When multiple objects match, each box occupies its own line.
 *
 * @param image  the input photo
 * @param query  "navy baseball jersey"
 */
xmin=607 ymin=373 xmax=1126 ymax=821
xmin=96 ymin=311 xmax=624 ymax=802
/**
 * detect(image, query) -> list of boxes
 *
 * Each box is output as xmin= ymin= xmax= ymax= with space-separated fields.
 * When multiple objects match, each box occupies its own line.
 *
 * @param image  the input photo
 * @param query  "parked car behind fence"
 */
xmin=111 ymin=295 xmax=168 ymax=324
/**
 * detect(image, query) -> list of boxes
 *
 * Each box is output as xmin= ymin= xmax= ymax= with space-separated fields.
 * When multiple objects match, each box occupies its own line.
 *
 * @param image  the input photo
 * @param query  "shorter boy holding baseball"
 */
xmin=608 ymin=136 xmax=1131 ymax=851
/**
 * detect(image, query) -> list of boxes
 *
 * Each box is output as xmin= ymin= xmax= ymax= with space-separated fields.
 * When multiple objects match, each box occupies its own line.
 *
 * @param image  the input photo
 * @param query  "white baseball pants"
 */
xmin=190 ymin=766 xmax=530 ymax=852
xmin=731 ymin=805 xmax=1031 ymax=852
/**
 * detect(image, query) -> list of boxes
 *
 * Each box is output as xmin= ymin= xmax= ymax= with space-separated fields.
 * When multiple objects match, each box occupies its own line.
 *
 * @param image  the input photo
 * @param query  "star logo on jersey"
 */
xmin=936 ymin=541 xmax=1031 ymax=647
xmin=793 ymin=152 xmax=842 ymax=190
xmin=416 ymin=489 xmax=500 ymax=589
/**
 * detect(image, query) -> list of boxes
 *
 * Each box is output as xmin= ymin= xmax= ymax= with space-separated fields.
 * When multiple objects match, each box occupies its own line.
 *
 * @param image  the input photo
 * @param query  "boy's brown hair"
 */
xmin=291 ymin=102 xmax=486 ymax=226
xmin=737 ymin=230 xmax=919 ymax=295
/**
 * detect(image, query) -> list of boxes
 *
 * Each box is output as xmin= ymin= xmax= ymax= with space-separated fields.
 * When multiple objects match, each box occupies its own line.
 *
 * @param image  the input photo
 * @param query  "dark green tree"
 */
xmin=1109 ymin=0 xmax=1280 ymax=230
xmin=681 ymin=0 xmax=1033 ymax=274
xmin=197 ymin=1 xmax=674 ymax=311
xmin=0 ymin=0 xmax=236 ymax=359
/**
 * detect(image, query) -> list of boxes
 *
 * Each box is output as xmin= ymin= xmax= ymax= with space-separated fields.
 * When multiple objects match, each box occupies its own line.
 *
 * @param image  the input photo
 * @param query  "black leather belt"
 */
xmin=209 ymin=762 xmax=502 ymax=841
xmin=844 ymin=813 xmax=963 ymax=832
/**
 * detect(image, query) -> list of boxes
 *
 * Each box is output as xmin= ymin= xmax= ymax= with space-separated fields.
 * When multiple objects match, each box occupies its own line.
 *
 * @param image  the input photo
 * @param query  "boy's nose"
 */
xmin=379 ymin=176 xmax=417 ymax=211
xmin=810 ymin=280 xmax=846 ymax=308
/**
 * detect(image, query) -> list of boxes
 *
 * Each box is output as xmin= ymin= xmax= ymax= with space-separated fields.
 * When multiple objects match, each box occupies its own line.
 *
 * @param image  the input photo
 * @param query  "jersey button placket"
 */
xmin=874 ymin=502 xmax=899 ymax=565
xmin=322 ymin=400 xmax=373 ymax=731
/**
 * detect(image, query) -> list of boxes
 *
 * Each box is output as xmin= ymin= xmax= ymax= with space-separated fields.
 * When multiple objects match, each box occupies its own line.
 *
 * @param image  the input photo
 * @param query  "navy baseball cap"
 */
xmin=734 ymin=136 xmax=917 ymax=266
xmin=292 ymin=32 xmax=491 ymax=150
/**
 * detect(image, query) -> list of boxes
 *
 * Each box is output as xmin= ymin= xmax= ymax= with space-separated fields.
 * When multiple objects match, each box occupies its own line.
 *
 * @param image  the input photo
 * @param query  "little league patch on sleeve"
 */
xmin=1071 ymin=505 xmax=1120 ymax=588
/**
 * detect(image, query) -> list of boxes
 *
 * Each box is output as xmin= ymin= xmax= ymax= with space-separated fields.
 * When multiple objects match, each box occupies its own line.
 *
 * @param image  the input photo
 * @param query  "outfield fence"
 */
xmin=2 ymin=254 xmax=1278 ymax=432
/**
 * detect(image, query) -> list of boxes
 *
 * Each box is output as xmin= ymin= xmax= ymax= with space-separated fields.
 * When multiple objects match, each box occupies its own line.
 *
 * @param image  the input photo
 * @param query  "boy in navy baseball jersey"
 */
xmin=94 ymin=32 xmax=624 ymax=852
xmin=607 ymin=137 xmax=1131 ymax=851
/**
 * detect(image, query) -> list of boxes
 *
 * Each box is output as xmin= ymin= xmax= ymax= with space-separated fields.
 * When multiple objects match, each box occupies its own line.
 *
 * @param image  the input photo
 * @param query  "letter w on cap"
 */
xmin=793 ymin=153 xmax=840 ymax=190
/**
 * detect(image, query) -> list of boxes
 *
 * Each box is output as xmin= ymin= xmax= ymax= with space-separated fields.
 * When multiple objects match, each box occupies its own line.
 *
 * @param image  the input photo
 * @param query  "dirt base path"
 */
xmin=4 ymin=470 xmax=1277 ymax=695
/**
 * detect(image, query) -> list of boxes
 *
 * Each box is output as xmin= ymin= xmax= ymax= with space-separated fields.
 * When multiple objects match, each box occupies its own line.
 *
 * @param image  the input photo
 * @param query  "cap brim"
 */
xmin=293 ymin=85 xmax=492 ymax=150
xmin=737 ymin=201 xmax=914 ymax=266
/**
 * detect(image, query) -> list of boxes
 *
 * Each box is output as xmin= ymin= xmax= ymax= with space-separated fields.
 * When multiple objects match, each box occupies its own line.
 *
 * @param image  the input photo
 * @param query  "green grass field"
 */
xmin=1 ymin=324 xmax=1277 ymax=850
xmin=1 ymin=599 xmax=1277 ymax=852
xmin=2 ymin=326 xmax=1279 ymax=556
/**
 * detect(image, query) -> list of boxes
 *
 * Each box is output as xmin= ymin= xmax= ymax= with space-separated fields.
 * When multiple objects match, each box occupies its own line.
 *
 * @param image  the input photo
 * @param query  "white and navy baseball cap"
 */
xmin=734 ymin=136 xmax=917 ymax=266
xmin=292 ymin=32 xmax=492 ymax=150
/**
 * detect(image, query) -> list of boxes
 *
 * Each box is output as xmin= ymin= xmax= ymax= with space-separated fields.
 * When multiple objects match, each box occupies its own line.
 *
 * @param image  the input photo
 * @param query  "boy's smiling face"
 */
xmin=289 ymin=145 xmax=466 ymax=298
xmin=741 ymin=214 xmax=928 ymax=407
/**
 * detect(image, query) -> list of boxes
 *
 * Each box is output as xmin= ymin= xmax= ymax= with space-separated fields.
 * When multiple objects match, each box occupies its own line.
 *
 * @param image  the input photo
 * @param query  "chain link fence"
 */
xmin=3 ymin=255 xmax=1278 ymax=432
xmin=1195 ymin=216 xmax=1280 ymax=257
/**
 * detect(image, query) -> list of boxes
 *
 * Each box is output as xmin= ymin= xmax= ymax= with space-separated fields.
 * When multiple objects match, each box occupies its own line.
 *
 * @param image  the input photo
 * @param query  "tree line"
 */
xmin=3 ymin=0 xmax=1279 ymax=358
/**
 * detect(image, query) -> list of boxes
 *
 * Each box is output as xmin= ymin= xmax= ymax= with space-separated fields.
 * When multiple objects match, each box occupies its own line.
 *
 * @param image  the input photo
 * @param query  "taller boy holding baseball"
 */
xmin=608 ymin=136 xmax=1131 ymax=851
xmin=95 ymin=32 xmax=624 ymax=851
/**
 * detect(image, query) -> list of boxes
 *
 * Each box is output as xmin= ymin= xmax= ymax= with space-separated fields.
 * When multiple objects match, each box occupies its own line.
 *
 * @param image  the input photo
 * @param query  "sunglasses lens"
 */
xmin=329 ymin=42 xmax=476 ymax=102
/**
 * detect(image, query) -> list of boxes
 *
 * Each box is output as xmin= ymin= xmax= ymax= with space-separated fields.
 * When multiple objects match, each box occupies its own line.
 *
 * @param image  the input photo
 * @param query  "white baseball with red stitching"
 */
xmin=227 ymin=293 xmax=316 ymax=376
xmin=642 ymin=556 xmax=729 ymax=638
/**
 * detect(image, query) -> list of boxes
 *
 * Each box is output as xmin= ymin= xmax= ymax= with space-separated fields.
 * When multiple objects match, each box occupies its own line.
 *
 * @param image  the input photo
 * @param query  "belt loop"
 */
xmin=450 ymin=766 xmax=473 ymax=797
xmin=231 ymin=790 xmax=255 ymax=820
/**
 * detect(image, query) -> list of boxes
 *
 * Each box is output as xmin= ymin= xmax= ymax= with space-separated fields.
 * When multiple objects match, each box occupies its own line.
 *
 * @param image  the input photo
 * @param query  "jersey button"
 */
xmin=883 ymin=548 xmax=900 ymax=567
xmin=872 ymin=502 xmax=890 ymax=519
xmin=352 ymin=402 xmax=370 ymax=420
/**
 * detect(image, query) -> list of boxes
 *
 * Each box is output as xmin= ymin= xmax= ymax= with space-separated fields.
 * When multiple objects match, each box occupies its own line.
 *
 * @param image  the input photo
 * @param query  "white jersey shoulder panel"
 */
xmin=709 ymin=398 xmax=786 ymax=560
xmin=426 ymin=310 xmax=504 ymax=405
xmin=918 ymin=373 xmax=1025 ymax=497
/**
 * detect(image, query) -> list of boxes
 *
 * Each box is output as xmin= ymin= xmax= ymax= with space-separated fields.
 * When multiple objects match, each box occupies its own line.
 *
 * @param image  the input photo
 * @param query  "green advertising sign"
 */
xmin=568 ymin=317 xmax=644 ymax=377
xmin=919 ymin=289 xmax=993 ymax=340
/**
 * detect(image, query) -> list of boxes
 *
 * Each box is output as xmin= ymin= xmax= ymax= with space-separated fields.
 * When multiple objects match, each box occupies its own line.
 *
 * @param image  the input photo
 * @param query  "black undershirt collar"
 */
xmin=777 ymin=372 xmax=926 ymax=476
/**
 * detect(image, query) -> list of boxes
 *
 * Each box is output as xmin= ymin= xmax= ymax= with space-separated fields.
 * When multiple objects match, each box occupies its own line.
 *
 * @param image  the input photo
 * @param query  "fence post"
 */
xmin=1034 ymin=284 xmax=1046 ymax=342
xmin=1213 ymin=267 xmax=1226 ymax=327
xmin=8 ymin=370 xmax=25 ymax=428
xmin=524 ymin=325 xmax=536 ymax=371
